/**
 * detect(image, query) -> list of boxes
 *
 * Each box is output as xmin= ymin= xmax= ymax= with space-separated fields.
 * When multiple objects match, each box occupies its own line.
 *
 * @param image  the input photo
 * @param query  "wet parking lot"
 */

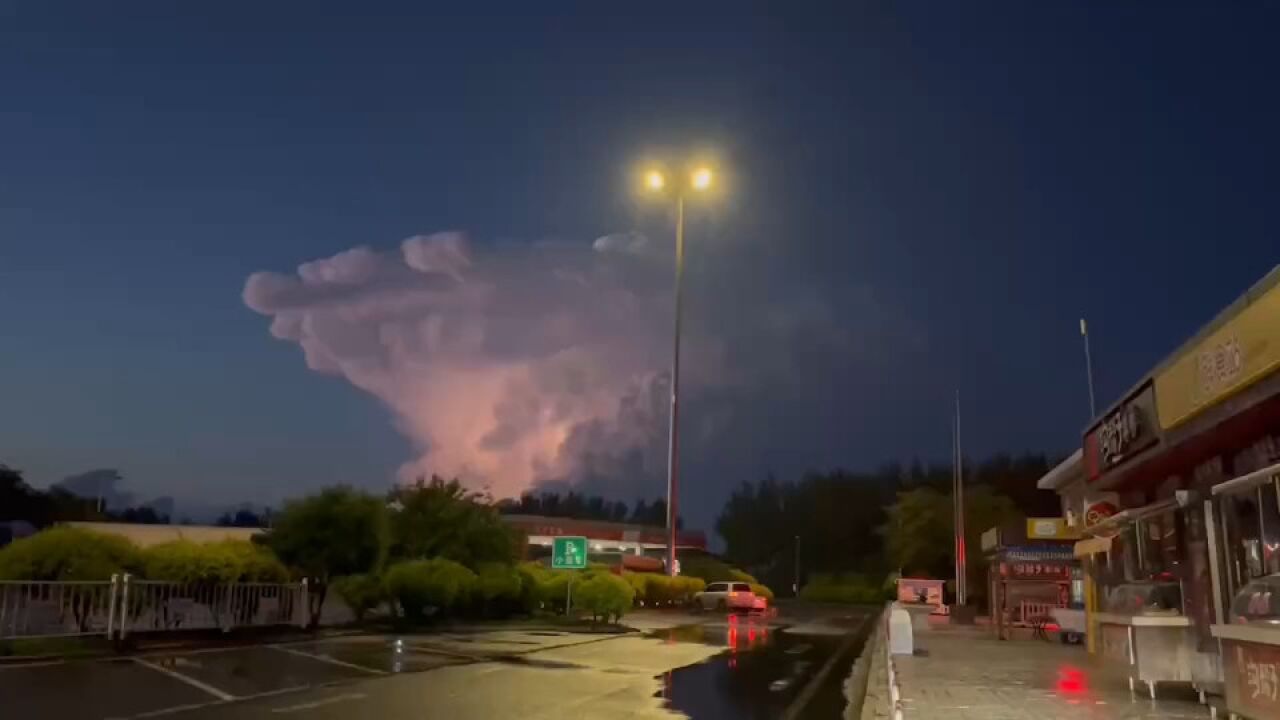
xmin=1 ymin=637 xmax=470 ymax=720
xmin=1 ymin=611 xmax=869 ymax=720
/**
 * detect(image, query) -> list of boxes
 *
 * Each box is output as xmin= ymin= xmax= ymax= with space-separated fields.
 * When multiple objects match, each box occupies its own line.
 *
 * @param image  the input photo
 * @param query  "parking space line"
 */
xmin=131 ymin=657 xmax=236 ymax=702
xmin=270 ymin=692 xmax=366 ymax=714
xmin=123 ymin=699 xmax=227 ymax=719
xmin=269 ymin=645 xmax=386 ymax=675
xmin=0 ymin=659 xmax=64 ymax=669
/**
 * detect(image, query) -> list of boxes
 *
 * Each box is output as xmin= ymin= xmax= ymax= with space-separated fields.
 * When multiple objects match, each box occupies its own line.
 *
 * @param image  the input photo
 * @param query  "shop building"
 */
xmin=1042 ymin=266 xmax=1280 ymax=714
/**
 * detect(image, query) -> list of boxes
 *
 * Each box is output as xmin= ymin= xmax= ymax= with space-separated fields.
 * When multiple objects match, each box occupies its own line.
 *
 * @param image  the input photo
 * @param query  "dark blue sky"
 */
xmin=3 ymin=2 xmax=1278 ymax=526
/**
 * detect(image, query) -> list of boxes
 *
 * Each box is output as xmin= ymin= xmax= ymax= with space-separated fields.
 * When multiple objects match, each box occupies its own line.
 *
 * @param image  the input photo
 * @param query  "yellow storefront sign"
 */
xmin=1155 ymin=278 xmax=1280 ymax=429
xmin=1026 ymin=517 xmax=1079 ymax=540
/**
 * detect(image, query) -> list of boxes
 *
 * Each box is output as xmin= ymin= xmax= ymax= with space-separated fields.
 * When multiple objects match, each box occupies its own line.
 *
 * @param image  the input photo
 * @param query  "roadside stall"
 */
xmin=982 ymin=519 xmax=1078 ymax=639
xmin=1081 ymin=495 xmax=1219 ymax=699
xmin=1210 ymin=457 xmax=1280 ymax=720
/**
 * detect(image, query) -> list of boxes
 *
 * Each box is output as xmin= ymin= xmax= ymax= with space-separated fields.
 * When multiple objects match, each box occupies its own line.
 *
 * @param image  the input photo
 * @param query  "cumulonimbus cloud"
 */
xmin=245 ymin=232 xmax=687 ymax=498
xmin=244 ymin=231 xmax=921 ymax=502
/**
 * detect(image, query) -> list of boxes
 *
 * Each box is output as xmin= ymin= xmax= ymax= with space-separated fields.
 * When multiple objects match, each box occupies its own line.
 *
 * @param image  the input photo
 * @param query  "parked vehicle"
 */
xmin=695 ymin=581 xmax=757 ymax=612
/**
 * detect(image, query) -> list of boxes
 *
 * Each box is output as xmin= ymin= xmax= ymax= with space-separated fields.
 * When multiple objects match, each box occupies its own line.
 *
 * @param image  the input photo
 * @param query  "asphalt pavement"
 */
xmin=2 ymin=606 xmax=870 ymax=720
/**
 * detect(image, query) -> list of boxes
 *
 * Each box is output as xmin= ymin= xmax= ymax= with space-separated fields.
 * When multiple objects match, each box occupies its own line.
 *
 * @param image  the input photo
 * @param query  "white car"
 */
xmin=695 ymin=582 xmax=758 ymax=612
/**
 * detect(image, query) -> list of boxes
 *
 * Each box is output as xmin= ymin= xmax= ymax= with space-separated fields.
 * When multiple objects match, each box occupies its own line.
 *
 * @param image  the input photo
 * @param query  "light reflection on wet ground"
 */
xmin=652 ymin=614 xmax=861 ymax=720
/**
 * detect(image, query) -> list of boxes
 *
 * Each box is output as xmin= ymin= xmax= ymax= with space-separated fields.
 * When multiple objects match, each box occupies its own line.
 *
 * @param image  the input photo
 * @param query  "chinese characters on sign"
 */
xmin=1006 ymin=562 xmax=1071 ymax=580
xmin=1098 ymin=404 xmax=1143 ymax=466
xmin=551 ymin=536 xmax=588 ymax=570
xmin=1227 ymin=641 xmax=1280 ymax=718
xmin=1084 ymin=383 xmax=1159 ymax=481
xmin=1247 ymin=653 xmax=1280 ymax=703
xmin=1197 ymin=334 xmax=1244 ymax=406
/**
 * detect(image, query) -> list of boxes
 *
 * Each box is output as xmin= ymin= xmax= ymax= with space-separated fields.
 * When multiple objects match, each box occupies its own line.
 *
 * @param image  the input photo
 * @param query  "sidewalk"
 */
xmin=894 ymin=624 xmax=1211 ymax=719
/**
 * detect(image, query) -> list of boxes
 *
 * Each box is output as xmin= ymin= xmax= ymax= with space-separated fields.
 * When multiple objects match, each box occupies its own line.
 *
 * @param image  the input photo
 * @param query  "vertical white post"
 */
xmin=299 ymin=578 xmax=309 ymax=628
xmin=106 ymin=574 xmax=119 ymax=639
xmin=119 ymin=574 xmax=131 ymax=639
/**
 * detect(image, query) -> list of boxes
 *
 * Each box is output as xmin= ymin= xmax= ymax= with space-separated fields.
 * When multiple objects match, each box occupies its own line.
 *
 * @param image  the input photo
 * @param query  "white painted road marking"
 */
xmin=269 ymin=644 xmax=386 ymax=675
xmin=131 ymin=657 xmax=235 ymax=702
xmin=270 ymin=693 xmax=366 ymax=713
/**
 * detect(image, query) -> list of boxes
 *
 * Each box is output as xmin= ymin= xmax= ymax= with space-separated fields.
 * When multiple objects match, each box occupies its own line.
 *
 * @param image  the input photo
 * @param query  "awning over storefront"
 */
xmin=1211 ymin=459 xmax=1280 ymax=497
xmin=1073 ymin=535 xmax=1112 ymax=557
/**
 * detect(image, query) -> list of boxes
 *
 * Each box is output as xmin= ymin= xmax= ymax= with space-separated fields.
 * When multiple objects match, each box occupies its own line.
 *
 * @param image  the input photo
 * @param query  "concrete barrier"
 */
xmin=888 ymin=605 xmax=913 ymax=656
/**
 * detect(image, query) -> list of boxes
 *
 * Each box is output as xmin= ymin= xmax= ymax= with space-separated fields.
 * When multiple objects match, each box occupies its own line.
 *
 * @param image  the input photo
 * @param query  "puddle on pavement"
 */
xmin=650 ymin=618 xmax=858 ymax=720
xmin=292 ymin=639 xmax=465 ymax=674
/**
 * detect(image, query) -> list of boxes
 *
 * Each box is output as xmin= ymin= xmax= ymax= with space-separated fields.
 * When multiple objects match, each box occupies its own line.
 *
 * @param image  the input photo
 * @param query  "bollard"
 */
xmin=888 ymin=606 xmax=914 ymax=655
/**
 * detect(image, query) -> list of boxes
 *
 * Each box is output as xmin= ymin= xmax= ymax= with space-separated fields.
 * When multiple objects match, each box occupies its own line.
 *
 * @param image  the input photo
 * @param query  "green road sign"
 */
xmin=551 ymin=536 xmax=588 ymax=570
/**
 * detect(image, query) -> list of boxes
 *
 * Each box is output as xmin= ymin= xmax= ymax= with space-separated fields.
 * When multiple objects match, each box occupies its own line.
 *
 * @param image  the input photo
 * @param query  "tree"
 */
xmin=881 ymin=484 xmax=1019 ymax=602
xmin=388 ymin=475 xmax=519 ymax=568
xmin=112 ymin=506 xmax=169 ymax=524
xmin=264 ymin=486 xmax=389 ymax=626
xmin=0 ymin=465 xmax=54 ymax=525
xmin=331 ymin=574 xmax=385 ymax=621
xmin=141 ymin=540 xmax=287 ymax=585
xmin=0 ymin=526 xmax=142 ymax=581
xmin=573 ymin=573 xmax=635 ymax=624
xmin=383 ymin=558 xmax=478 ymax=621
xmin=217 ymin=508 xmax=266 ymax=528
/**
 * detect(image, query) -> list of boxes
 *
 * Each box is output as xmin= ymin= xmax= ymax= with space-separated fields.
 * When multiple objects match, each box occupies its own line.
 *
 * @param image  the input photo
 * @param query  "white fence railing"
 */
xmin=0 ymin=578 xmax=120 ymax=639
xmin=1016 ymin=600 xmax=1057 ymax=626
xmin=0 ymin=575 xmax=307 ymax=641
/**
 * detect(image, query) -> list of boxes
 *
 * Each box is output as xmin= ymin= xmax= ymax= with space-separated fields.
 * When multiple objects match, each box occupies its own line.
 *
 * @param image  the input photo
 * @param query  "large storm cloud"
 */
xmin=244 ymin=231 xmax=921 ymax=504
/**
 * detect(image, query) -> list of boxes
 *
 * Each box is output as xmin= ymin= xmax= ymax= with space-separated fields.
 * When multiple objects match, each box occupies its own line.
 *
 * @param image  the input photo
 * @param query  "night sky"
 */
xmin=3 ymin=2 xmax=1278 ymax=529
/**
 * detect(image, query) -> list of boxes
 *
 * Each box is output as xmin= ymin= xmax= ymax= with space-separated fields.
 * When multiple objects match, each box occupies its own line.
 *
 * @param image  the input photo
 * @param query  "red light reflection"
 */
xmin=727 ymin=625 xmax=739 ymax=652
xmin=1055 ymin=665 xmax=1086 ymax=695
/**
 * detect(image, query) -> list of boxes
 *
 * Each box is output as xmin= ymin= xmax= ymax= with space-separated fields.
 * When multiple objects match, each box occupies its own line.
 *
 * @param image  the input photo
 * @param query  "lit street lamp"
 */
xmin=643 ymin=164 xmax=715 ymax=577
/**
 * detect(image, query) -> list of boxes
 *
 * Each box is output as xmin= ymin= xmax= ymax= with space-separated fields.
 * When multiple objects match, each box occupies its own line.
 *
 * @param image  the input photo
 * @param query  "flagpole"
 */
xmin=951 ymin=408 xmax=959 ymax=604
xmin=955 ymin=390 xmax=966 ymax=606
xmin=1081 ymin=318 xmax=1097 ymax=418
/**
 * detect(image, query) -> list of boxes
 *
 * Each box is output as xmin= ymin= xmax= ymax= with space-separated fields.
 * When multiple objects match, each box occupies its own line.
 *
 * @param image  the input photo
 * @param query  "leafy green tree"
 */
xmin=331 ymin=574 xmax=386 ymax=621
xmin=0 ymin=526 xmax=141 ymax=580
xmin=573 ymin=573 xmax=635 ymax=624
xmin=141 ymin=540 xmax=287 ymax=585
xmin=716 ymin=455 xmax=1059 ymax=592
xmin=264 ymin=486 xmax=389 ymax=626
xmin=881 ymin=484 xmax=1019 ymax=603
xmin=0 ymin=465 xmax=55 ymax=525
xmin=383 ymin=558 xmax=478 ymax=621
xmin=387 ymin=476 xmax=519 ymax=567
xmin=474 ymin=562 xmax=522 ymax=617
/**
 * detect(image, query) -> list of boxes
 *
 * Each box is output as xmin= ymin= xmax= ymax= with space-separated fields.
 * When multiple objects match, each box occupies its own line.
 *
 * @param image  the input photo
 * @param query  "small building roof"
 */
xmin=65 ymin=522 xmax=262 ymax=548
xmin=1036 ymin=449 xmax=1083 ymax=491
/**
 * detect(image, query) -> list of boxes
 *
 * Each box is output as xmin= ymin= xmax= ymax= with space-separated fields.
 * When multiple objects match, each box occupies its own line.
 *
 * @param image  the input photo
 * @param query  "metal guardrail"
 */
xmin=0 ymin=576 xmax=308 ymax=641
xmin=0 ymin=577 xmax=120 ymax=639
xmin=119 ymin=577 xmax=308 ymax=637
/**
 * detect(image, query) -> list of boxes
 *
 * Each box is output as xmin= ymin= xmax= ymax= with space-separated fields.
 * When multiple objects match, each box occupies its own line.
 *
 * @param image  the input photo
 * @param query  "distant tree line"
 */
xmin=716 ymin=453 xmax=1063 ymax=602
xmin=496 ymin=491 xmax=680 ymax=527
xmin=0 ymin=464 xmax=171 ymax=528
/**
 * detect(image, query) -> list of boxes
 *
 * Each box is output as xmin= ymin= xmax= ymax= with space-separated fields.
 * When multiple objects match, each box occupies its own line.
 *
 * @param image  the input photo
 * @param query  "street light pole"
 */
xmin=665 ymin=194 xmax=686 ymax=578
xmin=642 ymin=164 xmax=712 ymax=579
